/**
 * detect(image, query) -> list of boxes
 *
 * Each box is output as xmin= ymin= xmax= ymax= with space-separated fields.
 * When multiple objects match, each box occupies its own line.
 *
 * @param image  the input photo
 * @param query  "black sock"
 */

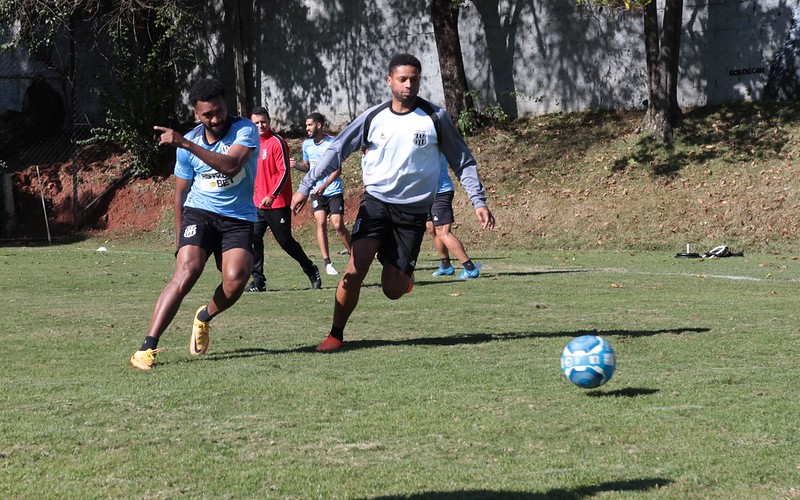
xmin=441 ymin=258 xmax=452 ymax=269
xmin=463 ymin=260 xmax=476 ymax=271
xmin=140 ymin=336 xmax=159 ymax=351
xmin=197 ymin=306 xmax=213 ymax=322
xmin=330 ymin=325 xmax=344 ymax=341
xmin=324 ymin=257 xmax=332 ymax=266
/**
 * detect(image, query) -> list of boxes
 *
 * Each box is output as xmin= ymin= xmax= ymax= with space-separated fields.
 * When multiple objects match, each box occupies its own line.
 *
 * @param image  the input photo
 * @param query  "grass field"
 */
xmin=3 ymin=239 xmax=799 ymax=498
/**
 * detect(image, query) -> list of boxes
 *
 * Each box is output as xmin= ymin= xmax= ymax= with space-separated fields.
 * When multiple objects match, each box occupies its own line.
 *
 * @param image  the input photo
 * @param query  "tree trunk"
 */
xmin=471 ymin=0 xmax=519 ymax=118
xmin=430 ymin=0 xmax=473 ymax=121
xmin=228 ymin=0 xmax=248 ymax=116
xmin=642 ymin=0 xmax=683 ymax=145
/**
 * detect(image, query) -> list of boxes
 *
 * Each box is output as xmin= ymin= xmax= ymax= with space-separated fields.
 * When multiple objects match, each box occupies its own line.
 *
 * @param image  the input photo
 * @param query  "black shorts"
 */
xmin=351 ymin=193 xmax=427 ymax=276
xmin=310 ymin=193 xmax=345 ymax=215
xmin=178 ymin=207 xmax=254 ymax=270
xmin=428 ymin=191 xmax=455 ymax=226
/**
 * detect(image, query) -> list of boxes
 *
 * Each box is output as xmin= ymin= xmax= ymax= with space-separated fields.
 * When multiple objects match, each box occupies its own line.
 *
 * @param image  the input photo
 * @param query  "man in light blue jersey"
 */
xmin=302 ymin=112 xmax=351 ymax=276
xmin=130 ymin=78 xmax=259 ymax=370
xmin=291 ymin=53 xmax=495 ymax=352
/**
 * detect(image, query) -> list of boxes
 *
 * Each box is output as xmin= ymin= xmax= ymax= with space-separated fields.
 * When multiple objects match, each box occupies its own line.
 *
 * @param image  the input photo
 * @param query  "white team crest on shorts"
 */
xmin=311 ymin=199 xmax=319 ymax=209
xmin=184 ymin=224 xmax=197 ymax=238
xmin=413 ymin=130 xmax=428 ymax=147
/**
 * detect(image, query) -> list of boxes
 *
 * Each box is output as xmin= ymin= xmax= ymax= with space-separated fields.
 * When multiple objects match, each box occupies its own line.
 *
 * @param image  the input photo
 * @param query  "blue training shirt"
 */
xmin=436 ymin=155 xmax=455 ymax=194
xmin=175 ymin=116 xmax=259 ymax=222
xmin=302 ymin=135 xmax=342 ymax=196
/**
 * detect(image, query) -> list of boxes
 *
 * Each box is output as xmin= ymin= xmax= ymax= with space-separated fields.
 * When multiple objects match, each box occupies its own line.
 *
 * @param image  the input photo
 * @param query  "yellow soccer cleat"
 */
xmin=130 ymin=348 xmax=164 ymax=371
xmin=190 ymin=306 xmax=211 ymax=355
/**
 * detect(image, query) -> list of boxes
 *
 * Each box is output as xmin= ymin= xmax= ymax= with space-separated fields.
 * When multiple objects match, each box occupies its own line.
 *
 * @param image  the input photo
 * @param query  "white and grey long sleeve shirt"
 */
xmin=298 ymin=98 xmax=487 ymax=214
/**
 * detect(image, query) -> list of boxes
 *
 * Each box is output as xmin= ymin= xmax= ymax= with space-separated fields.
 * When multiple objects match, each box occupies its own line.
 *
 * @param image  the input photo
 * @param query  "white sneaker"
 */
xmin=325 ymin=263 xmax=339 ymax=275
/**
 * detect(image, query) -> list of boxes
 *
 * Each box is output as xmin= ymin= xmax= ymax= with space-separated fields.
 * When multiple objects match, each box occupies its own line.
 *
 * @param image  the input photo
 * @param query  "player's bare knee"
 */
xmin=383 ymin=285 xmax=405 ymax=300
xmin=340 ymin=271 xmax=364 ymax=289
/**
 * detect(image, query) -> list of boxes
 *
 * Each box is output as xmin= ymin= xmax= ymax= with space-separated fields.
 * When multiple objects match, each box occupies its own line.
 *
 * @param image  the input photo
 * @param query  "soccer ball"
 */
xmin=561 ymin=335 xmax=616 ymax=389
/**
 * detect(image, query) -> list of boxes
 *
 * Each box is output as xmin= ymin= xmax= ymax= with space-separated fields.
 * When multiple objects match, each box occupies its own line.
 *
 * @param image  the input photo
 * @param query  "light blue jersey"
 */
xmin=302 ymin=135 xmax=342 ymax=196
xmin=436 ymin=155 xmax=455 ymax=194
xmin=175 ymin=116 xmax=259 ymax=222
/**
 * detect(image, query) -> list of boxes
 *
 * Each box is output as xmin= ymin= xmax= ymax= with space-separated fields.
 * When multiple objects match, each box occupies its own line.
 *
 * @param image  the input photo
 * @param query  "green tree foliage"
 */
xmin=0 ymin=0 xmax=198 ymax=176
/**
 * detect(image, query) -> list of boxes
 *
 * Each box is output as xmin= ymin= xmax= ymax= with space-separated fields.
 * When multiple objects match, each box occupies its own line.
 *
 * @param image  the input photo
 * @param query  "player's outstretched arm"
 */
xmin=153 ymin=125 xmax=252 ymax=177
xmin=475 ymin=206 xmax=495 ymax=230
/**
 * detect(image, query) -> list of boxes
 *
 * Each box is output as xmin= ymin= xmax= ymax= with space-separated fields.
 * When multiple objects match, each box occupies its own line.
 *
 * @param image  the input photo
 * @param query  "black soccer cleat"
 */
xmin=307 ymin=265 xmax=322 ymax=290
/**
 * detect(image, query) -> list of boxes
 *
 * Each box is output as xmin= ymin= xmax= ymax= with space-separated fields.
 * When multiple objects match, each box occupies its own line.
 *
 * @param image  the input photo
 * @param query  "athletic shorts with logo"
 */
xmin=178 ymin=207 xmax=254 ymax=270
xmin=351 ymin=193 xmax=426 ymax=277
xmin=310 ymin=193 xmax=345 ymax=215
xmin=427 ymin=191 xmax=455 ymax=226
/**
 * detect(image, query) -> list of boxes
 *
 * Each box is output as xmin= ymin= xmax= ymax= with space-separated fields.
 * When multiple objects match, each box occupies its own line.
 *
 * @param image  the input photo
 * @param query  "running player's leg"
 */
xmin=204 ymin=218 xmax=254 ymax=317
xmin=247 ymin=209 xmax=268 ymax=290
xmin=146 ymin=244 xmax=207 ymax=339
xmin=431 ymin=191 xmax=477 ymax=277
xmin=312 ymin=195 xmax=331 ymax=263
xmin=207 ymin=247 xmax=253 ymax=316
xmin=379 ymin=204 xmax=426 ymax=299
xmin=265 ymin=207 xmax=314 ymax=270
xmin=330 ymin=213 xmax=352 ymax=254
xmin=435 ymin=223 xmax=469 ymax=263
xmin=317 ymin=195 xmax=385 ymax=351
xmin=327 ymin=194 xmax=352 ymax=254
xmin=131 ymin=208 xmax=211 ymax=369
xmin=332 ymin=236 xmax=380 ymax=328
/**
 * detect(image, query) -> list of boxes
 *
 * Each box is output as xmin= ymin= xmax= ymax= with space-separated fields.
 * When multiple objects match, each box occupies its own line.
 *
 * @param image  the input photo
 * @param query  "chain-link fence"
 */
xmin=0 ymin=40 xmax=123 ymax=241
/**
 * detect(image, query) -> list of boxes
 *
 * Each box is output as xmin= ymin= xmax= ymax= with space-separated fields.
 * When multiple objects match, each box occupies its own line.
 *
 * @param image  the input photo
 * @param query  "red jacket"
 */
xmin=252 ymin=131 xmax=293 ymax=209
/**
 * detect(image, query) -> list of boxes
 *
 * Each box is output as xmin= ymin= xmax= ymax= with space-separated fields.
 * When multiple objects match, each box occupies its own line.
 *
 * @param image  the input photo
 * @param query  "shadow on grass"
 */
xmin=405 ymin=269 xmax=587 ymax=287
xmin=586 ymin=387 xmax=659 ymax=398
xmin=610 ymin=100 xmax=800 ymax=177
xmin=367 ymin=477 xmax=672 ymax=499
xmin=0 ymin=233 xmax=90 ymax=247
xmin=200 ymin=327 xmax=710 ymax=360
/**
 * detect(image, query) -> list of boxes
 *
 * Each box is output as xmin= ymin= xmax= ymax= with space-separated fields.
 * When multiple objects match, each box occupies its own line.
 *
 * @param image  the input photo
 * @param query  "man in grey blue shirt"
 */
xmin=291 ymin=53 xmax=495 ymax=352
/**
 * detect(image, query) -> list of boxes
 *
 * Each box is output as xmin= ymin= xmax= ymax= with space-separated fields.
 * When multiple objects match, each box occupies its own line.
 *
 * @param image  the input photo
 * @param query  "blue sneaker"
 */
xmin=432 ymin=265 xmax=455 ymax=277
xmin=457 ymin=268 xmax=480 ymax=279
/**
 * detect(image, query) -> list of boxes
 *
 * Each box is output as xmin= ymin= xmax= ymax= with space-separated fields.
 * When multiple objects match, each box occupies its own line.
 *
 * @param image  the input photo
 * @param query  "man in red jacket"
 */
xmin=246 ymin=107 xmax=321 ymax=292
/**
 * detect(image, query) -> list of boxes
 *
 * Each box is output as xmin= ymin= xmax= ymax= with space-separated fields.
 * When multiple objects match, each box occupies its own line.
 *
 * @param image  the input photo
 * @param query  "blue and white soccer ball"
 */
xmin=561 ymin=335 xmax=616 ymax=389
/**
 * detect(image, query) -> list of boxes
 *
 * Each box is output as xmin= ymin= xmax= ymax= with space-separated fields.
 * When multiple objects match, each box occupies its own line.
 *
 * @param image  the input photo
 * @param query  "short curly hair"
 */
xmin=388 ymin=53 xmax=421 ymax=74
xmin=188 ymin=78 xmax=226 ymax=106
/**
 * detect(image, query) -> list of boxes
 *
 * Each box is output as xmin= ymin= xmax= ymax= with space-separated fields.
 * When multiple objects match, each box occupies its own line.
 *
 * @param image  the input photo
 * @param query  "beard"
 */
xmin=204 ymin=117 xmax=230 ymax=140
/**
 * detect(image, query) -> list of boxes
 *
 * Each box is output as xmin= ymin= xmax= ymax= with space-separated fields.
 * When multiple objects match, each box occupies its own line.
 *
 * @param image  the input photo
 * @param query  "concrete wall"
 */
xmin=222 ymin=0 xmax=791 ymax=130
xmin=2 ymin=0 xmax=794 ymax=131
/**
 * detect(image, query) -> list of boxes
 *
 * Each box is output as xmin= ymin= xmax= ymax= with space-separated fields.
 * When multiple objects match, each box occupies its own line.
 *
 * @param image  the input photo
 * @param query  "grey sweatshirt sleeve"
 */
xmin=297 ymin=109 xmax=371 ymax=197
xmin=437 ymin=109 xmax=488 ymax=209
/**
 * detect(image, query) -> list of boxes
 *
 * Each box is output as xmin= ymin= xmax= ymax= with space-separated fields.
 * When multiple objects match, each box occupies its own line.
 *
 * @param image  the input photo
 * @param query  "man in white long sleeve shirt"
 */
xmin=291 ymin=53 xmax=495 ymax=352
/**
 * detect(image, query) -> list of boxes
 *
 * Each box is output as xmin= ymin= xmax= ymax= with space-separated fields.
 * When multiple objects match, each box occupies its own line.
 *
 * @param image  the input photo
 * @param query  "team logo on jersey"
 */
xmin=262 ymin=150 xmax=268 ymax=160
xmin=352 ymin=218 xmax=361 ymax=235
xmin=413 ymin=130 xmax=428 ymax=147
xmin=184 ymin=224 xmax=197 ymax=239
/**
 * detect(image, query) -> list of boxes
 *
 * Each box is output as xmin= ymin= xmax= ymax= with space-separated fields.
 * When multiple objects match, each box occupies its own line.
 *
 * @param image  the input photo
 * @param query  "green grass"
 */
xmin=2 ymin=239 xmax=799 ymax=498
